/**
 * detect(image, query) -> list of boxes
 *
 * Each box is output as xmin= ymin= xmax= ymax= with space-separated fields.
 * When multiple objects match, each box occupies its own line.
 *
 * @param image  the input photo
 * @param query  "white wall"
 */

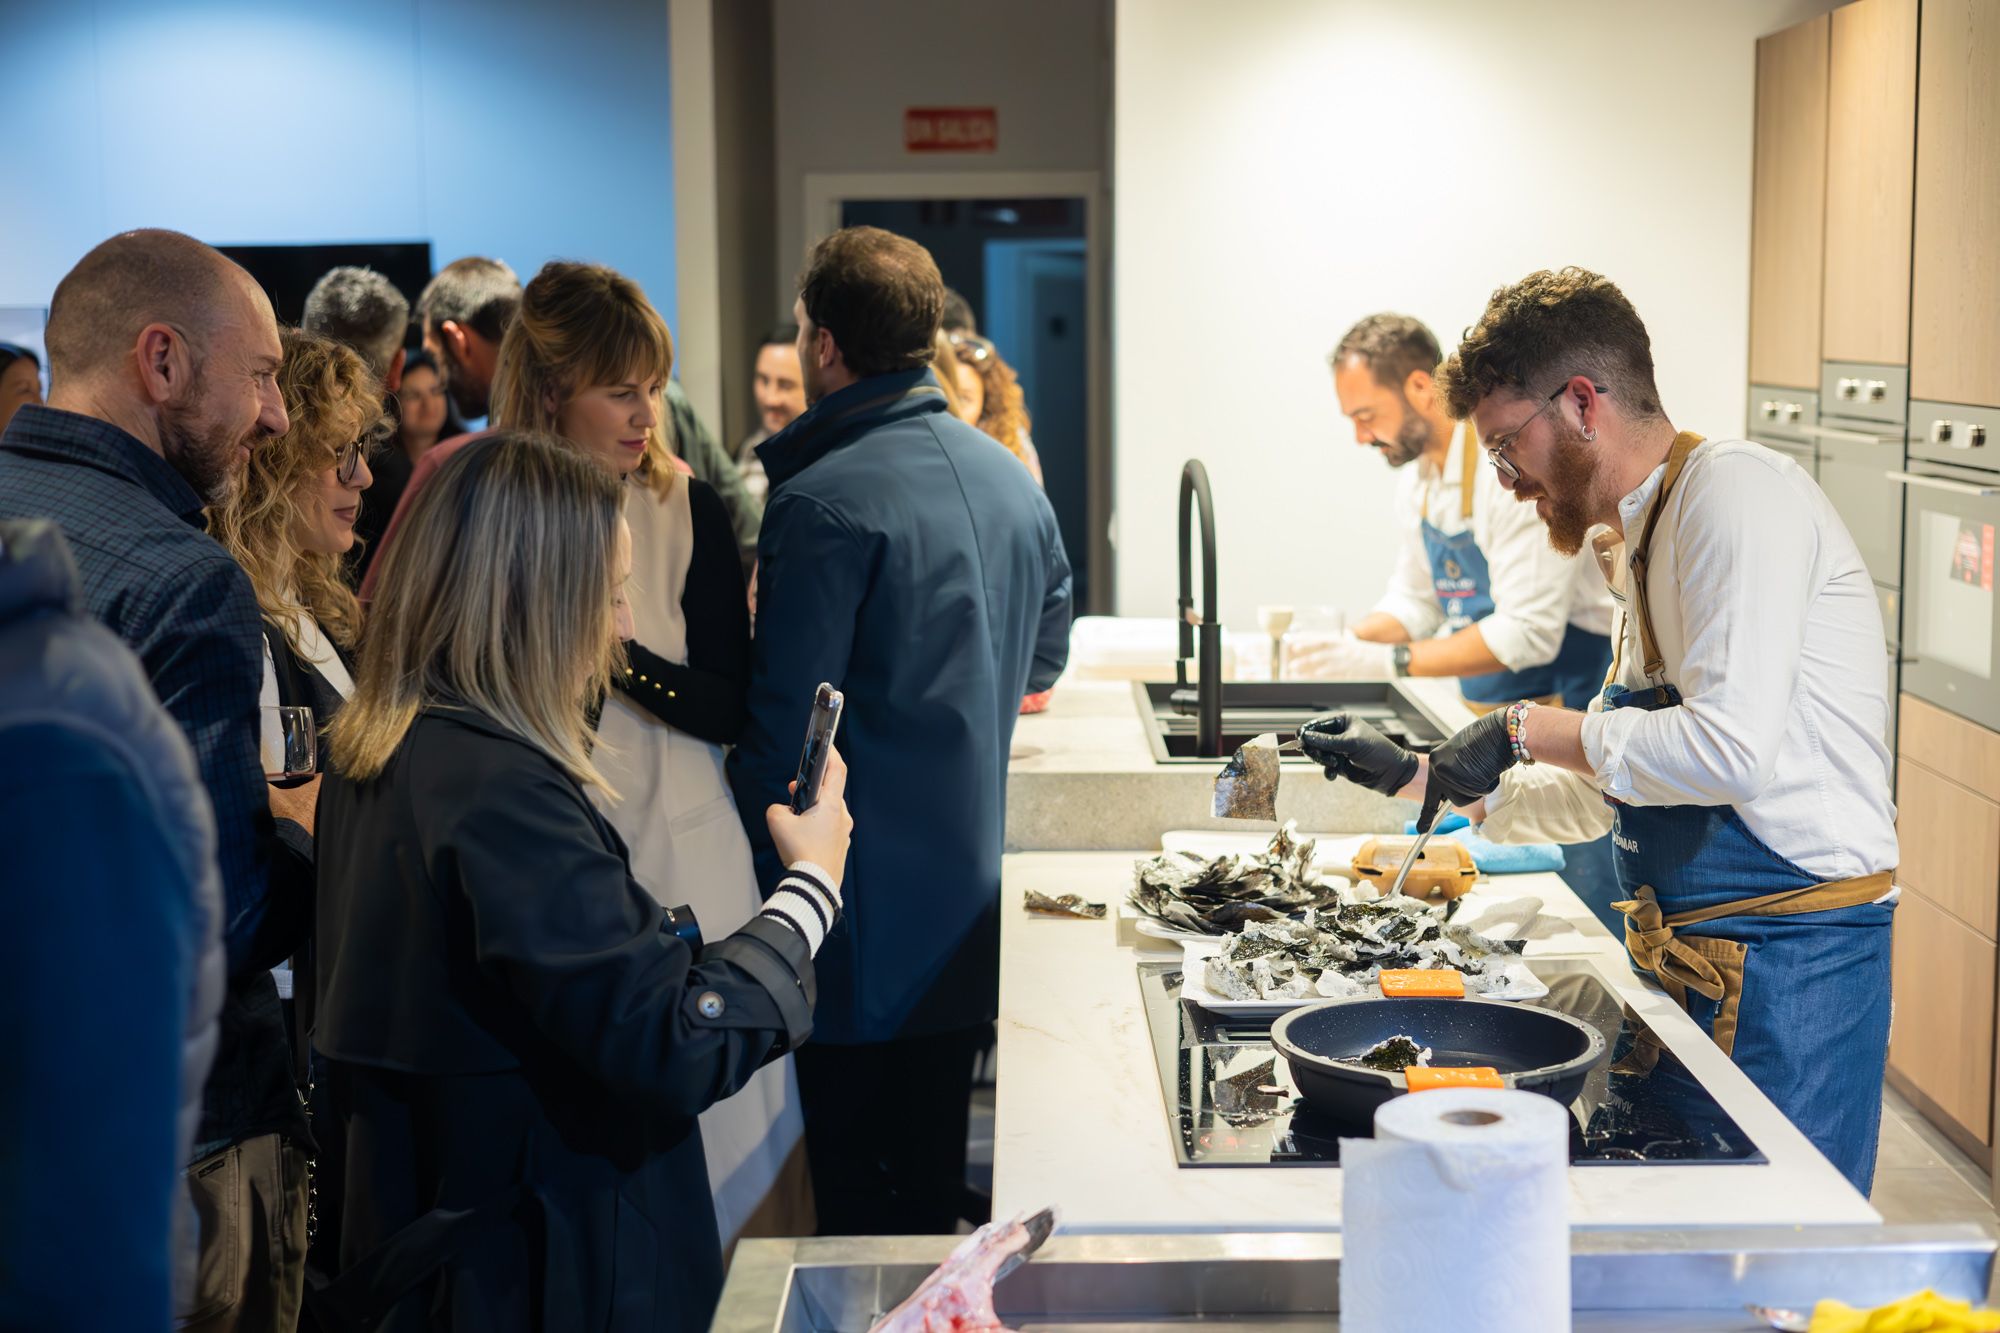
xmin=1113 ymin=0 xmax=1838 ymax=631
xmin=770 ymin=0 xmax=1110 ymax=305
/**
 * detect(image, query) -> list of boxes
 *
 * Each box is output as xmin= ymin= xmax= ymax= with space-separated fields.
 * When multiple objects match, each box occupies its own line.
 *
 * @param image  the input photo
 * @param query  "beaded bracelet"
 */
xmin=1505 ymin=699 xmax=1538 ymax=766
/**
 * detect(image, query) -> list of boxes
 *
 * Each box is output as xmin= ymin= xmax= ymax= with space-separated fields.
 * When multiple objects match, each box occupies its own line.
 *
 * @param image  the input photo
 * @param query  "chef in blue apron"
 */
xmin=1302 ymin=313 xmax=1623 ymax=934
xmin=1299 ymin=270 xmax=1898 ymax=1194
xmin=1296 ymin=312 xmax=1614 ymax=713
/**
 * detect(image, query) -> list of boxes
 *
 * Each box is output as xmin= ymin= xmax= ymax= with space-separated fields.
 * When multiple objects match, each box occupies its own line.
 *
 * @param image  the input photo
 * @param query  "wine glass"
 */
xmin=260 ymin=705 xmax=317 ymax=780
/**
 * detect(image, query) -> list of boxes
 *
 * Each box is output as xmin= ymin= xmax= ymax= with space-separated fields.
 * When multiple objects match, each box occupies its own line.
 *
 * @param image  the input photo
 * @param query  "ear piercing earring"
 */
xmin=1583 ymin=428 xmax=1598 ymax=441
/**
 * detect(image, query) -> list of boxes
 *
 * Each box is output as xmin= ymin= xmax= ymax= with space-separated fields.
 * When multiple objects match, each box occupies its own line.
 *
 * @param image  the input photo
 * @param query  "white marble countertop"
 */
xmin=992 ymin=848 xmax=1878 ymax=1233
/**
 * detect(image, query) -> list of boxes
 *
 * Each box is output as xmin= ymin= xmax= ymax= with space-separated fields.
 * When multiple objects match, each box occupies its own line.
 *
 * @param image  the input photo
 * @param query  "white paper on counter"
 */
xmin=1339 ymin=1088 xmax=1571 ymax=1333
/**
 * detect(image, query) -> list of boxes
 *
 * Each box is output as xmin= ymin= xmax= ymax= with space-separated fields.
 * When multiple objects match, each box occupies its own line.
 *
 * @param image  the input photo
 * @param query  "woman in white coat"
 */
xmin=484 ymin=260 xmax=812 ymax=1240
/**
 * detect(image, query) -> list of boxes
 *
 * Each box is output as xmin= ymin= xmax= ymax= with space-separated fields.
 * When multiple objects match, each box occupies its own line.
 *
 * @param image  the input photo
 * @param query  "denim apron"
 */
xmin=1422 ymin=425 xmax=1613 ymax=711
xmin=1604 ymin=433 xmax=1896 ymax=1194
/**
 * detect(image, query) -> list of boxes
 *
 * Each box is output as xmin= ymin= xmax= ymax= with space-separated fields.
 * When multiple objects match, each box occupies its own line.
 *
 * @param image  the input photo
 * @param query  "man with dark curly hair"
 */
xmin=1299 ymin=267 xmax=1898 ymax=1196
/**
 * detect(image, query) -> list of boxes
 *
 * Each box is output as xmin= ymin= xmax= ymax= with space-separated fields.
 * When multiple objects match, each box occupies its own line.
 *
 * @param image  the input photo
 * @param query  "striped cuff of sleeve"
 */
xmin=758 ymin=862 xmax=843 ymax=956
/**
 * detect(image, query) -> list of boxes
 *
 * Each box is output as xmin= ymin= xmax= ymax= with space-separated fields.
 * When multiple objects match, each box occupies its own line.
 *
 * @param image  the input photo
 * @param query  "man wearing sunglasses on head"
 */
xmin=1300 ymin=268 xmax=1897 ymax=1196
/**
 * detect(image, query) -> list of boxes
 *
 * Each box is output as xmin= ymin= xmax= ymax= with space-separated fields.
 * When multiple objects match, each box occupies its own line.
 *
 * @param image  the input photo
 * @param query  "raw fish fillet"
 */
xmin=869 ymin=1207 xmax=1058 ymax=1333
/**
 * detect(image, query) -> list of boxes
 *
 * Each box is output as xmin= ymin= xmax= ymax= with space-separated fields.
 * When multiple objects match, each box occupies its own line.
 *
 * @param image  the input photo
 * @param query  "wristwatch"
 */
xmin=1391 ymin=645 xmax=1412 ymax=677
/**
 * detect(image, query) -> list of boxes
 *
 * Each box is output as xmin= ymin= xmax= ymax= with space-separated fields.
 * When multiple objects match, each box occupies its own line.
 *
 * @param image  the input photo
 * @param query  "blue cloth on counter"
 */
xmin=1403 ymin=812 xmax=1566 ymax=874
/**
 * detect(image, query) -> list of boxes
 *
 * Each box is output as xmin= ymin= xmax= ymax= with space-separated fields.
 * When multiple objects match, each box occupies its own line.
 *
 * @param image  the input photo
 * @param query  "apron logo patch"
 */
xmin=1613 ymin=831 xmax=1640 ymax=854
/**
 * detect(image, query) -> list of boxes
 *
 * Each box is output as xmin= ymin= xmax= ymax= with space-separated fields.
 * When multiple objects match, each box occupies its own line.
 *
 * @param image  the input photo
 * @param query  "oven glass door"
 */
xmin=1819 ymin=435 xmax=1907 ymax=589
xmin=1898 ymin=469 xmax=2000 ymax=732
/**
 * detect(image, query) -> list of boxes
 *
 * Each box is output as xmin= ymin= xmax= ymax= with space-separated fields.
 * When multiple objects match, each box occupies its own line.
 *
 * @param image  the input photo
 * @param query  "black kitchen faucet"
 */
xmin=1173 ymin=458 xmax=1224 ymax=757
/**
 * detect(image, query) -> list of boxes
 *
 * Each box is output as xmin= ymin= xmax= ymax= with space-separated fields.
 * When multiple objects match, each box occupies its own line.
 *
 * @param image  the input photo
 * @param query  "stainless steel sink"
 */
xmin=1133 ymin=680 xmax=1450 ymax=763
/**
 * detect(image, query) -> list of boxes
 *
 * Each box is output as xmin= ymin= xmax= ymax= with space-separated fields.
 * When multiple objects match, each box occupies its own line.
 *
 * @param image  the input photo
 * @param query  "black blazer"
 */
xmin=312 ymin=704 xmax=816 ymax=1332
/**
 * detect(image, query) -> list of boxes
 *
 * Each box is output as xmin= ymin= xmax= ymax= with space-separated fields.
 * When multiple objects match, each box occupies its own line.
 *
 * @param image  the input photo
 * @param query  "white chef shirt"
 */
xmin=1484 ymin=438 xmax=1898 ymax=883
xmin=1372 ymin=421 xmax=1614 ymax=671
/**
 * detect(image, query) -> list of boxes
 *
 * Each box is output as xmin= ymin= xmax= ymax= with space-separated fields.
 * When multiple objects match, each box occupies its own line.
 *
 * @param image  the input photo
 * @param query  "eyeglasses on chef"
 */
xmin=1484 ymin=379 xmax=1609 ymax=481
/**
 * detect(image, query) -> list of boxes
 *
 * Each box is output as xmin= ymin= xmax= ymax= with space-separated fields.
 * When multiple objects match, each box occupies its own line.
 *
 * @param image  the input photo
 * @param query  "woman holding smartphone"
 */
xmin=314 ymin=432 xmax=851 ymax=1331
xmin=482 ymin=261 xmax=812 ymax=1239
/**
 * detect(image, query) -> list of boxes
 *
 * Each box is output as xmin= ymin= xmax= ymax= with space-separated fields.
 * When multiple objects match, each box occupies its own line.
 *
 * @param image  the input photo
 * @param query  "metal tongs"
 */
xmin=1385 ymin=802 xmax=1450 ymax=898
xmin=1211 ymin=732 xmax=1300 ymax=821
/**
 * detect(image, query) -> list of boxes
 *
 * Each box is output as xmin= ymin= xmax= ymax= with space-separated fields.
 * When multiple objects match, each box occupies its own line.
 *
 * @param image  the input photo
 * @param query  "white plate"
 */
xmin=1177 ymin=939 xmax=1549 ymax=1013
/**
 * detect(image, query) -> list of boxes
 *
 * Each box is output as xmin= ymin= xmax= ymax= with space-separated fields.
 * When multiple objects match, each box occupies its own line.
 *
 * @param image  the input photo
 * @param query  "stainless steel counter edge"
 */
xmin=713 ymin=1225 xmax=1996 ymax=1331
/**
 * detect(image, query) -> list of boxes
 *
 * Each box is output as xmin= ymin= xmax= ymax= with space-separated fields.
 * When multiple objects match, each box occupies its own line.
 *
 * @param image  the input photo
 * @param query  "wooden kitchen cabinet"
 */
xmin=1911 ymin=0 xmax=2000 ymax=408
xmin=1821 ymin=0 xmax=1919 ymax=366
xmin=1897 ymin=762 xmax=2000 ymax=938
xmin=1902 ymin=694 xmax=2000 ymax=801
xmin=1888 ymin=889 xmax=1995 ymax=1156
xmin=1889 ymin=695 xmax=2000 ymax=1166
xmin=1749 ymin=15 xmax=1830 ymax=390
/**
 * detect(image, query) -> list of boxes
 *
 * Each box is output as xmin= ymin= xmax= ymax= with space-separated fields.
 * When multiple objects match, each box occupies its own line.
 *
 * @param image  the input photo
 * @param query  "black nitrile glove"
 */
xmin=1297 ymin=713 xmax=1420 ymax=796
xmin=1421 ymin=707 xmax=1517 ymax=829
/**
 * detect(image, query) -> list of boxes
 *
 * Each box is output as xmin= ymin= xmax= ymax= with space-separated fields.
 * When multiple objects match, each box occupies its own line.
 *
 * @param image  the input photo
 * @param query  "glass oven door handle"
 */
xmin=1799 ymin=423 xmax=1904 ymax=445
xmin=1886 ymin=469 xmax=2000 ymax=498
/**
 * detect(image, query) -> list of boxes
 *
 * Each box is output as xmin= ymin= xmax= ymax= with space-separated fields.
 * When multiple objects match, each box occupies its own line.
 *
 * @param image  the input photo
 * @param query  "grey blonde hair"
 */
xmin=330 ymin=430 xmax=626 ymax=795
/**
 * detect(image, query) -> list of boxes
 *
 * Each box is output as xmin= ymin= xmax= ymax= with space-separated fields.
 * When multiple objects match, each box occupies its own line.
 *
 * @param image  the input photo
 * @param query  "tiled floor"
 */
xmin=1870 ymin=1086 xmax=2000 ymax=1301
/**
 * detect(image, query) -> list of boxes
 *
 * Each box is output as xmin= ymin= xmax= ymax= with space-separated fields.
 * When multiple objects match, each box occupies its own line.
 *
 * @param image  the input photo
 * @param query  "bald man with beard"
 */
xmin=0 ymin=229 xmax=319 ymax=1329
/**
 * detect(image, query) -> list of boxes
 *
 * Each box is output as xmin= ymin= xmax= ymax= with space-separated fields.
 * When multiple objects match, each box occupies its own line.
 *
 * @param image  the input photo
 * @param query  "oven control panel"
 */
xmin=1909 ymin=399 xmax=2000 ymax=473
xmin=1819 ymin=361 xmax=1910 ymax=428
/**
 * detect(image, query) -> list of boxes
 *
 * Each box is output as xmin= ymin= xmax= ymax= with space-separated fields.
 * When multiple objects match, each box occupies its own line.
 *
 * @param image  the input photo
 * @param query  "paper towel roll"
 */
xmin=1339 ymin=1087 xmax=1571 ymax=1333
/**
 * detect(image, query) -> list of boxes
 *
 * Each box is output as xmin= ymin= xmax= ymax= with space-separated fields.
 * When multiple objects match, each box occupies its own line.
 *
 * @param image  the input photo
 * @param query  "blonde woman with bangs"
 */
xmin=378 ymin=259 xmax=805 ymax=1243
xmin=212 ymin=326 xmax=379 ymax=728
xmin=312 ymin=431 xmax=850 ymax=1331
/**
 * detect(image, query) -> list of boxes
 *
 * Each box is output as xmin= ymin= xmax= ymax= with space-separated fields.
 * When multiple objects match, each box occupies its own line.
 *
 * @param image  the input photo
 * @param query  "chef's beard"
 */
xmin=1377 ymin=401 xmax=1432 ymax=469
xmin=1525 ymin=422 xmax=1602 ymax=556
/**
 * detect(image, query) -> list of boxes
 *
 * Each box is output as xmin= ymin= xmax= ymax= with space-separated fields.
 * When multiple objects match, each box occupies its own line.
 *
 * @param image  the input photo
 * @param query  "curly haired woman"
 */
xmin=948 ymin=332 xmax=1043 ymax=485
xmin=212 ymin=326 xmax=383 ymax=725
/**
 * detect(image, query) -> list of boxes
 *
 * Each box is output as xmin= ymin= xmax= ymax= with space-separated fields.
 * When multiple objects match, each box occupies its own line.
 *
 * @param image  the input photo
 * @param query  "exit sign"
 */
xmin=905 ymin=107 xmax=998 ymax=153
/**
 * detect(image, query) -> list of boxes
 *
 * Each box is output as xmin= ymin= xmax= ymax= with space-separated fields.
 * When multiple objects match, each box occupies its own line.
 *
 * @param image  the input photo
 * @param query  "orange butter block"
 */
xmin=1405 ymin=1066 xmax=1504 ymax=1092
xmin=1377 ymin=968 xmax=1464 ymax=998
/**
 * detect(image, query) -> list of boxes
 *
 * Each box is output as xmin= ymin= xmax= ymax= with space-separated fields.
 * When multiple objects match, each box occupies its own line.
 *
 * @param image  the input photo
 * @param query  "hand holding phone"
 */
xmin=768 ymin=746 xmax=853 ymax=888
xmin=789 ymin=684 xmax=844 ymax=813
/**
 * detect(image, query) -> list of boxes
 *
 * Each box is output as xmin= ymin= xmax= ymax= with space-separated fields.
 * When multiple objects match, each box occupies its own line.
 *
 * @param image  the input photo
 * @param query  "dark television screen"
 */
xmin=219 ymin=241 xmax=433 ymax=342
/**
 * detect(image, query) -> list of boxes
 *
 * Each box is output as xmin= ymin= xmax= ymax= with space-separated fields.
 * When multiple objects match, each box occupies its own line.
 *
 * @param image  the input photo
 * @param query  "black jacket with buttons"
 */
xmin=311 ymin=704 xmax=815 ymax=1332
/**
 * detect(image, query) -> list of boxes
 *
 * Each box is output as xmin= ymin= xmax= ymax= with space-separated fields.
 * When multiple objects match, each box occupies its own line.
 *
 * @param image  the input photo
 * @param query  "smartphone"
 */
xmin=789 ymin=683 xmax=845 ymax=814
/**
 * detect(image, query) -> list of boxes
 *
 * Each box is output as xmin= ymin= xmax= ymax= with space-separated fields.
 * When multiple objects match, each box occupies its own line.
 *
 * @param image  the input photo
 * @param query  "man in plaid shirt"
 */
xmin=0 ymin=229 xmax=314 ymax=1329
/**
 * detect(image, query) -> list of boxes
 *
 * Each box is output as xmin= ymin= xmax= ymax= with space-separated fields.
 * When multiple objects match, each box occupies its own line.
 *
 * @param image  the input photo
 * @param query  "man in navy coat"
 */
xmin=729 ymin=226 xmax=1072 ymax=1234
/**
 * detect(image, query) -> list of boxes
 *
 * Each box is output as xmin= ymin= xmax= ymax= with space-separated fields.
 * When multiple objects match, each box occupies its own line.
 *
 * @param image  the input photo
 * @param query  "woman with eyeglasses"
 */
xmin=212 ymin=326 xmax=379 ymax=729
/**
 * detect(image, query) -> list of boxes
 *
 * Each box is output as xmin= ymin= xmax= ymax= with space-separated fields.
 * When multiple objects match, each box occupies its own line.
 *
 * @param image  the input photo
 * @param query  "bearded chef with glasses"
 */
xmin=1299 ymin=268 xmax=1899 ymax=1197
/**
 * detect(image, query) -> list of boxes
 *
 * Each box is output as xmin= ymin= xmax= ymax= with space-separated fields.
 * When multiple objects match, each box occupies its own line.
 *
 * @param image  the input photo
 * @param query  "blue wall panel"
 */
xmin=0 ymin=0 xmax=676 ymax=336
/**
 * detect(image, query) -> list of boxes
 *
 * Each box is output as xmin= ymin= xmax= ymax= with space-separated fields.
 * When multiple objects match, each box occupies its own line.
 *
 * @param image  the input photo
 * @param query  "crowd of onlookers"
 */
xmin=0 ymin=224 xmax=1071 ymax=1333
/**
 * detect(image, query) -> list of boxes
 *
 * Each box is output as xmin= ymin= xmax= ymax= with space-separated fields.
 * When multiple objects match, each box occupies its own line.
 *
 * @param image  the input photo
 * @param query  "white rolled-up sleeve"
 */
xmin=1481 ymin=761 xmax=1614 ymax=845
xmin=1578 ymin=454 xmax=1815 ymax=808
xmin=1473 ymin=473 xmax=1577 ymax=671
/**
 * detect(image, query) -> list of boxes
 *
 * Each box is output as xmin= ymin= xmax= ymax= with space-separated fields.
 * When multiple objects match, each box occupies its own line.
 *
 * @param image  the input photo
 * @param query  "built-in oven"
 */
xmin=1747 ymin=385 xmax=1818 ymax=479
xmin=1805 ymin=362 xmax=1910 ymax=594
xmin=1806 ymin=362 xmax=1909 ymax=775
xmin=1895 ymin=400 xmax=2000 ymax=734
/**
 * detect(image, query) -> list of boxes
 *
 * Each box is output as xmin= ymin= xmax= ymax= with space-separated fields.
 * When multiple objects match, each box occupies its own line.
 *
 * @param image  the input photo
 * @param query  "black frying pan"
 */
xmin=1270 ymin=995 xmax=1608 ymax=1128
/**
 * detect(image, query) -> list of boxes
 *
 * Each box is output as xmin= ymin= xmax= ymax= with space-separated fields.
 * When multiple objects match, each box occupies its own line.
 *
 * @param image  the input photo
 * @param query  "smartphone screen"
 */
xmin=789 ymin=683 xmax=844 ymax=814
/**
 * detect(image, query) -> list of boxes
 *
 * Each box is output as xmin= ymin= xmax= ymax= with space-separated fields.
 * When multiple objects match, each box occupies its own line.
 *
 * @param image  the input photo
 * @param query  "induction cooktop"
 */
xmin=1139 ymin=957 xmax=1767 ymax=1168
